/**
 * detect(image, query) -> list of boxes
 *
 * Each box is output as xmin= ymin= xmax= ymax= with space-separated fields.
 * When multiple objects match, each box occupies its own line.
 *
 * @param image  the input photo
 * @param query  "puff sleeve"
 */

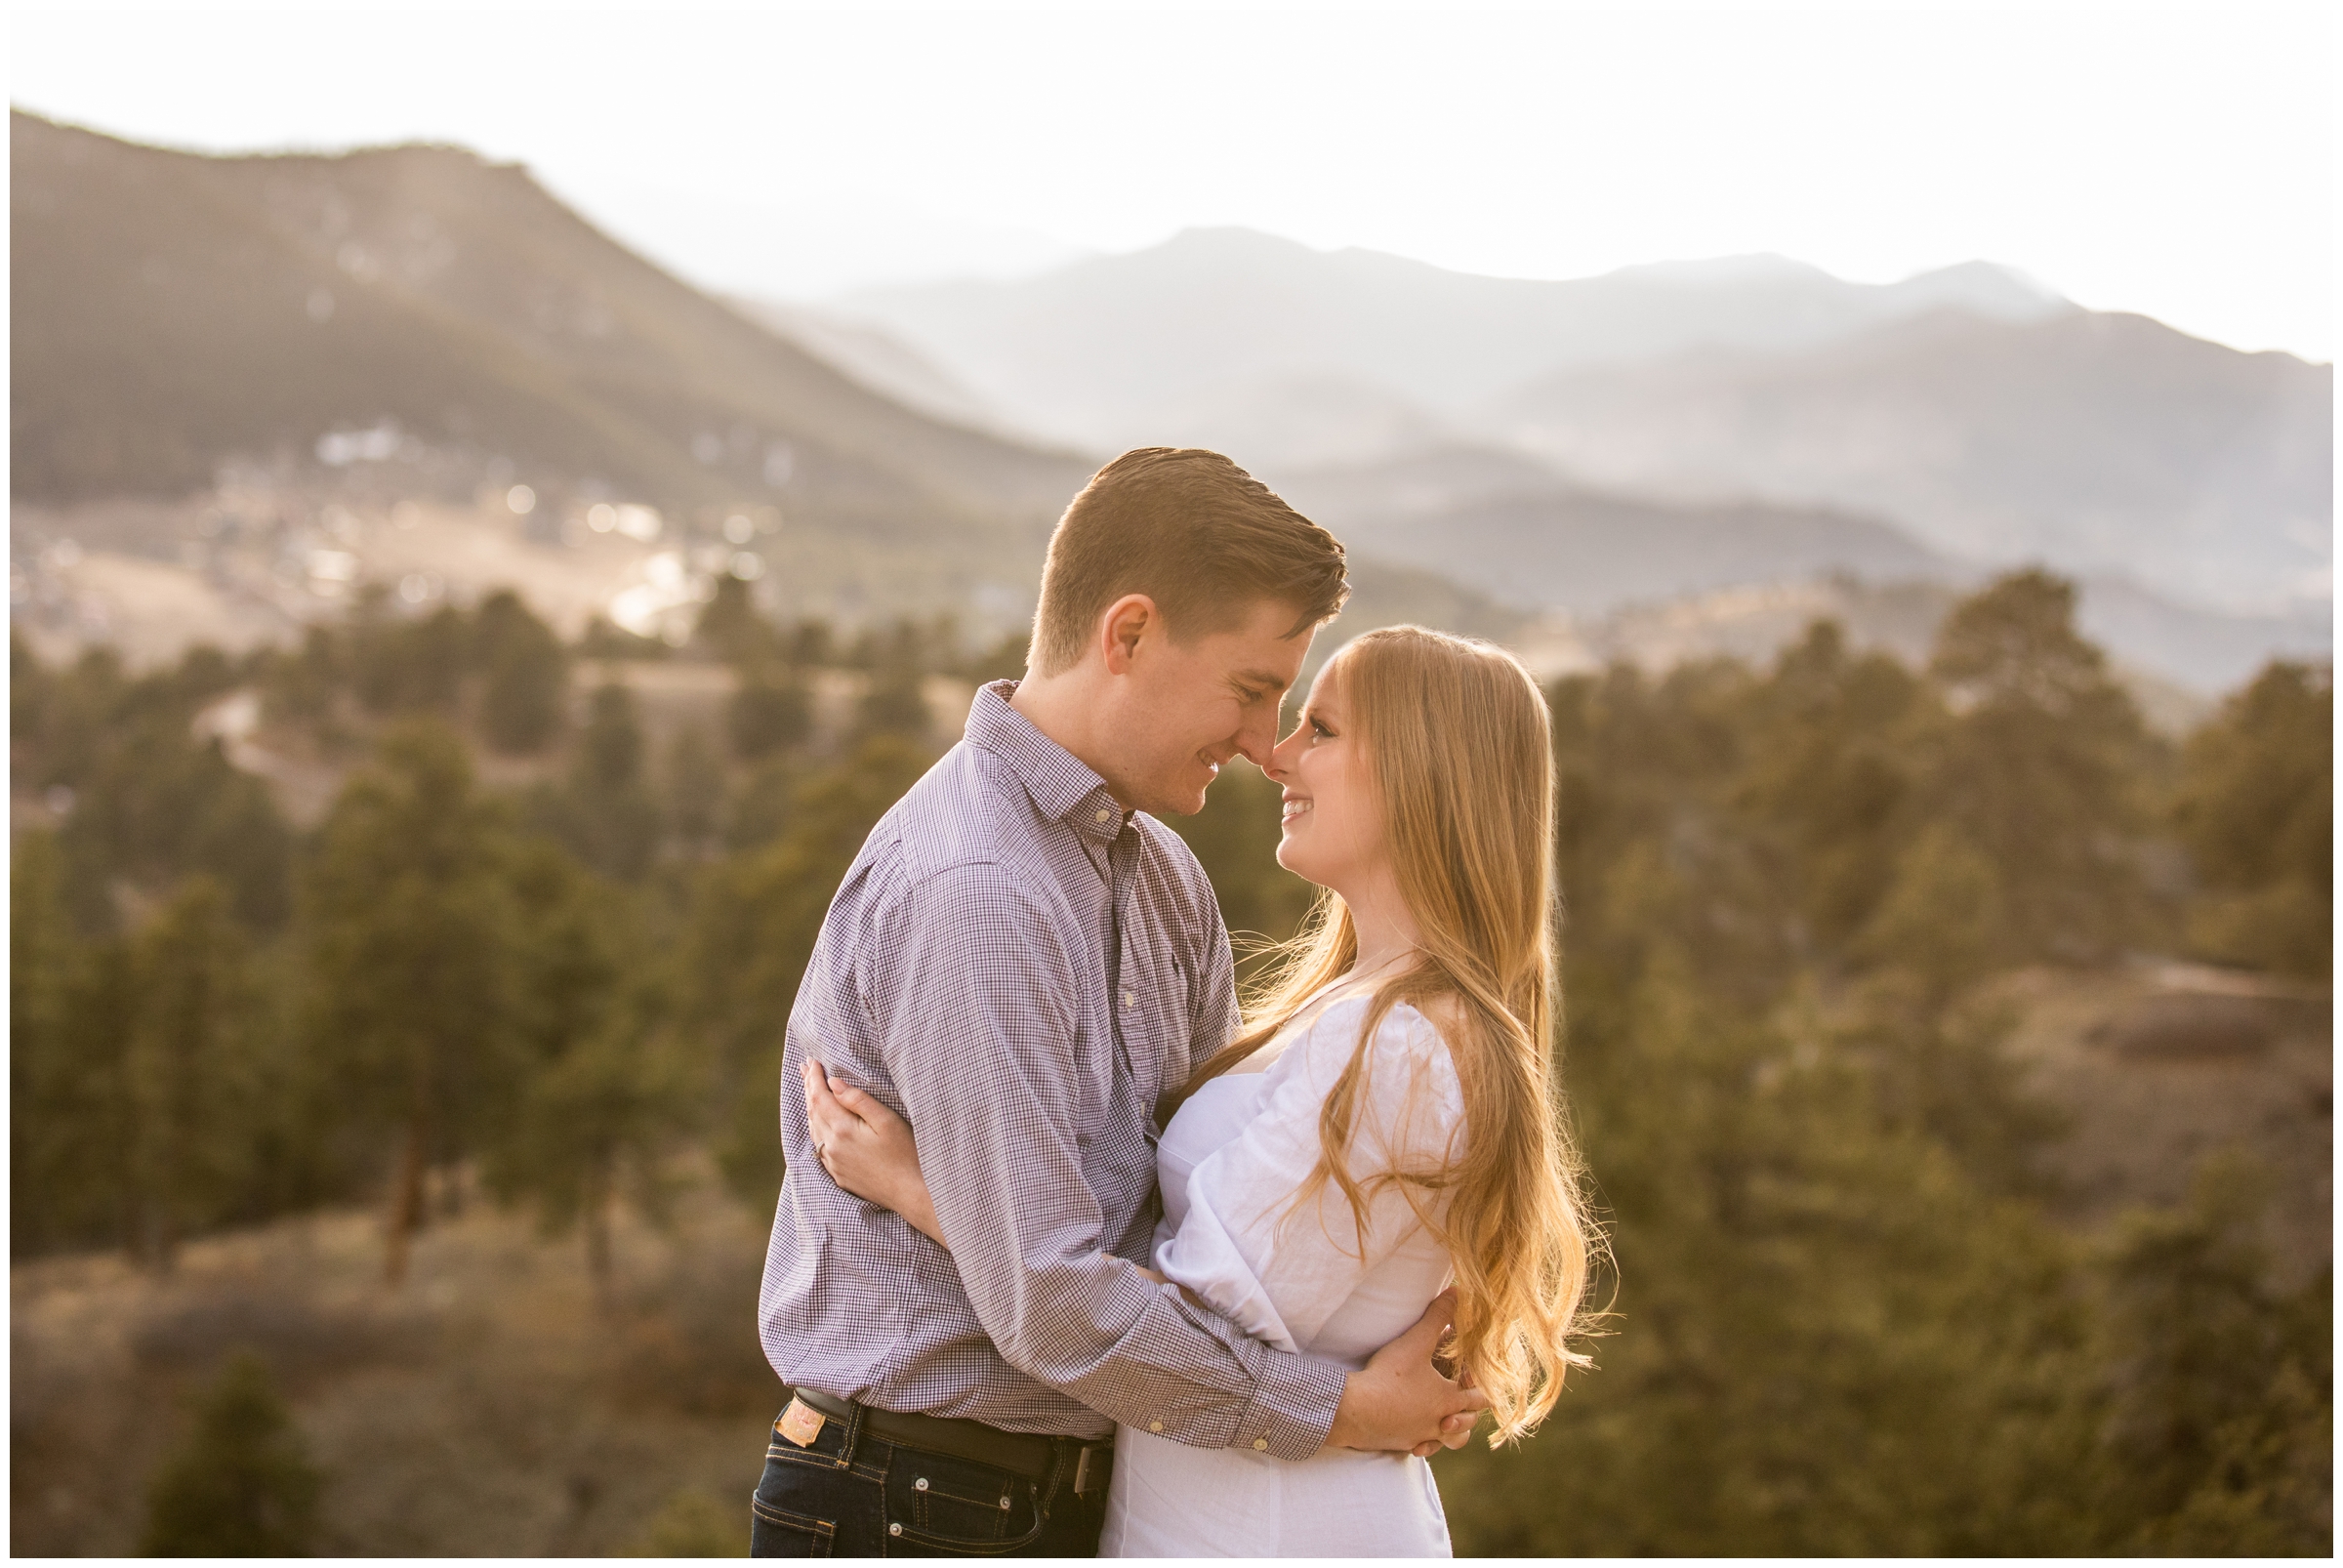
xmin=1154 ymin=998 xmax=1466 ymax=1355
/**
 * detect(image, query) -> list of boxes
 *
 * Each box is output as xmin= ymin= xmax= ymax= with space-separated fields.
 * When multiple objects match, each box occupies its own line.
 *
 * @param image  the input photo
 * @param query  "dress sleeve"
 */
xmin=1154 ymin=999 xmax=1466 ymax=1354
xmin=878 ymin=863 xmax=1347 ymax=1459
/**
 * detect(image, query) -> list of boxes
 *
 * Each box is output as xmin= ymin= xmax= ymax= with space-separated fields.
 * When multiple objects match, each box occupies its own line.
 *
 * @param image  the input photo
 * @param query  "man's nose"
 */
xmin=1238 ymin=706 xmax=1285 ymax=770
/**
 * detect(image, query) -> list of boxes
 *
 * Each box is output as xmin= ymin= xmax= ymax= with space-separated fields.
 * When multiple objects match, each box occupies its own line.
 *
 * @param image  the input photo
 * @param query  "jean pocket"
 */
xmin=750 ymin=1494 xmax=836 ymax=1557
xmin=886 ymin=1449 xmax=1035 ymax=1551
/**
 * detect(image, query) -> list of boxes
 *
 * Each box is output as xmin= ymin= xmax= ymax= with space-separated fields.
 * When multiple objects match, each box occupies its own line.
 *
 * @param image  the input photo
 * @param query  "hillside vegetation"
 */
xmin=9 ymin=565 xmax=2328 ymax=1554
xmin=10 ymin=111 xmax=1088 ymax=545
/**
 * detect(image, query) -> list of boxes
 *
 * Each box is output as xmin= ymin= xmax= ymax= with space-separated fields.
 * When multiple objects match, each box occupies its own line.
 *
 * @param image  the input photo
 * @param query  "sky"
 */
xmin=10 ymin=5 xmax=2334 ymax=360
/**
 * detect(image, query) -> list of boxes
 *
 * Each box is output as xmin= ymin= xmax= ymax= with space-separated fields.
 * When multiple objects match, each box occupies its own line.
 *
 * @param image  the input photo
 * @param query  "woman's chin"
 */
xmin=1273 ymin=838 xmax=1318 ymax=883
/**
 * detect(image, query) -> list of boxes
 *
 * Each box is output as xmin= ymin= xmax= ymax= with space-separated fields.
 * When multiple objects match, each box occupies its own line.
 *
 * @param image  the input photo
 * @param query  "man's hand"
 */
xmin=1322 ymin=1289 xmax=1490 ymax=1458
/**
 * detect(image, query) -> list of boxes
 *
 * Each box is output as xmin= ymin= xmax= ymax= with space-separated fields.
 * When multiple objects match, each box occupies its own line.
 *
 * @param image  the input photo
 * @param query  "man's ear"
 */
xmin=1098 ymin=595 xmax=1157 ymax=677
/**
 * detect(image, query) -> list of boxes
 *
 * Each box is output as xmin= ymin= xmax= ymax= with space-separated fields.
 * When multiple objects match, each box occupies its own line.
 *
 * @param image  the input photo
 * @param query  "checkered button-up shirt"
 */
xmin=758 ymin=681 xmax=1349 ymax=1458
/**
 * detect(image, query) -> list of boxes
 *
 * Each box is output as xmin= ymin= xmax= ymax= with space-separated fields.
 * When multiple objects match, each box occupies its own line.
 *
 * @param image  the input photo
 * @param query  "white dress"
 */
xmin=1100 ymin=992 xmax=1464 ymax=1558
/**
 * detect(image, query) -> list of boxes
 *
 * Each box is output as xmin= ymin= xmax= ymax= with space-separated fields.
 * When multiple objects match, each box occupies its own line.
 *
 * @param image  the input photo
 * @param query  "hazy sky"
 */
xmin=12 ymin=5 xmax=2334 ymax=359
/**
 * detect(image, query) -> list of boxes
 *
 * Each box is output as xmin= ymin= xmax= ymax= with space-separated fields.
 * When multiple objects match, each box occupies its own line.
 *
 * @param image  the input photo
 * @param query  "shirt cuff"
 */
xmin=1230 ymin=1348 xmax=1348 ymax=1461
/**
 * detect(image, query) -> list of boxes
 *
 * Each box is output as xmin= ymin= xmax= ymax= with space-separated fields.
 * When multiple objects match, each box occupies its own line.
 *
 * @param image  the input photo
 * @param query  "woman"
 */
xmin=805 ymin=626 xmax=1601 ymax=1557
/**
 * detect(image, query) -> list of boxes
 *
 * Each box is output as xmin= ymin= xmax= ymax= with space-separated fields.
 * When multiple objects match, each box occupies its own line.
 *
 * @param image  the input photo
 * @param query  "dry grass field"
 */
xmin=1996 ymin=961 xmax=2332 ymax=1284
xmin=12 ymin=1160 xmax=777 ymax=1556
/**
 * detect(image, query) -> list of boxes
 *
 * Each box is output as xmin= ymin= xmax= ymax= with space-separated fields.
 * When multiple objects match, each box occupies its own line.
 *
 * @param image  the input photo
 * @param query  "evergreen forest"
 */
xmin=10 ymin=568 xmax=2330 ymax=1554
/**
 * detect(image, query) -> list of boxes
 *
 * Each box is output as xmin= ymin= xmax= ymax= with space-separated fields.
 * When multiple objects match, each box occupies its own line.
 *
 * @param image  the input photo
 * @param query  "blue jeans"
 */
xmin=748 ymin=1401 xmax=1107 ymax=1557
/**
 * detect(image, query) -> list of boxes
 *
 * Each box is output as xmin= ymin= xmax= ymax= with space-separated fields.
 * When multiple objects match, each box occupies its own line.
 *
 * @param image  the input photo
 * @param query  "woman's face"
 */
xmin=1264 ymin=664 xmax=1386 ymax=894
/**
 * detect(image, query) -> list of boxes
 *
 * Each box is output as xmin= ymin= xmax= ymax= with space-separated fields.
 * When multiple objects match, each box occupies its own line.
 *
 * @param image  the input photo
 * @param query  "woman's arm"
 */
xmin=802 ymin=1059 xmax=1171 ymax=1278
xmin=802 ymin=1059 xmax=947 ymax=1245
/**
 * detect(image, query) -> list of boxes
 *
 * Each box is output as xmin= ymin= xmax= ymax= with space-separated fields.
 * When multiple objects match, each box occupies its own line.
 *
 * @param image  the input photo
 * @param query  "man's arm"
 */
xmin=804 ymin=1055 xmax=1486 ymax=1457
xmin=875 ymin=863 xmax=1349 ymax=1458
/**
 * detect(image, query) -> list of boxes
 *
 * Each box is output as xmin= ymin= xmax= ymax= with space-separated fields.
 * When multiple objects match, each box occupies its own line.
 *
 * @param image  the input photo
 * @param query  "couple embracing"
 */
xmin=751 ymin=449 xmax=1600 ymax=1557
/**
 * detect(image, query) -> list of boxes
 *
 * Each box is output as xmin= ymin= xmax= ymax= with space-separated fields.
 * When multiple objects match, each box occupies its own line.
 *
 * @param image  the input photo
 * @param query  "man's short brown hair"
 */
xmin=1029 ymin=448 xmax=1349 ymax=677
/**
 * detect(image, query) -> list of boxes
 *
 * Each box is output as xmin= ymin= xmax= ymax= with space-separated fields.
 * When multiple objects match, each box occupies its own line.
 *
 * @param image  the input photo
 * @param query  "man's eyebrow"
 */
xmin=1233 ymin=668 xmax=1290 ymax=692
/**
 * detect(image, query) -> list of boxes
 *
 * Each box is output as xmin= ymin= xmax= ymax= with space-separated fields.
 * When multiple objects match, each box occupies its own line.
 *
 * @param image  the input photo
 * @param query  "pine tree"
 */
xmin=140 ymin=1352 xmax=323 ymax=1556
xmin=10 ymin=831 xmax=133 ymax=1256
xmin=2172 ymin=660 xmax=2331 ymax=977
xmin=1922 ymin=570 xmax=2164 ymax=963
xmin=1437 ymin=946 xmax=2102 ymax=1555
xmin=473 ymin=590 xmax=568 ymax=755
xmin=857 ymin=662 xmax=930 ymax=739
xmin=1737 ymin=620 xmax=1923 ymax=954
xmin=486 ymin=843 xmax=698 ymax=1306
xmin=125 ymin=876 xmax=258 ymax=1270
xmin=563 ymin=681 xmax=664 ymax=880
xmin=664 ymin=724 xmax=727 ymax=856
xmin=2098 ymin=1157 xmax=2333 ymax=1551
xmin=693 ymin=572 xmax=776 ymax=667
xmin=727 ymin=664 xmax=813 ymax=762
xmin=304 ymin=720 xmax=520 ymax=1283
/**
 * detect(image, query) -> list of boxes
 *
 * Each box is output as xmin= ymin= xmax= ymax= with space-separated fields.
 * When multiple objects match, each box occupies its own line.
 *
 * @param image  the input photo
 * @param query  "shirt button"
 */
xmin=1122 ymin=989 xmax=1135 ymax=1009
xmin=1149 ymin=1420 xmax=1164 ymax=1433
xmin=1253 ymin=1438 xmax=1269 ymax=1451
xmin=1095 ymin=808 xmax=1113 ymax=824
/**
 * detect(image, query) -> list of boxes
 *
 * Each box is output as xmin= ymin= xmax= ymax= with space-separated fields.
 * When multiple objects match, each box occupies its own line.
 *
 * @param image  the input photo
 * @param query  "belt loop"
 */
xmin=836 ymin=1397 xmax=866 ymax=1470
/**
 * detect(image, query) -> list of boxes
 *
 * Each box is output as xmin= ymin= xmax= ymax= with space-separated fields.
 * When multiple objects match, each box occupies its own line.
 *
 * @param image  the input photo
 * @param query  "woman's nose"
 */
xmin=1262 ymin=725 xmax=1299 ymax=781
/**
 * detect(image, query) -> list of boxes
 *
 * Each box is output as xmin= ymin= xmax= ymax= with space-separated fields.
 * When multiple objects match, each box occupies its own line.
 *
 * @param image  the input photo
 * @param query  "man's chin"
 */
xmin=1135 ymin=779 xmax=1215 ymax=818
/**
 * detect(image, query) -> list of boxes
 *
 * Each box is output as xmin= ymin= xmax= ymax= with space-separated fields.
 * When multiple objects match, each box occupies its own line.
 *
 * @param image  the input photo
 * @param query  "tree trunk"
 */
xmin=585 ymin=1160 xmax=614 ymax=1317
xmin=385 ymin=1117 xmax=428 ymax=1286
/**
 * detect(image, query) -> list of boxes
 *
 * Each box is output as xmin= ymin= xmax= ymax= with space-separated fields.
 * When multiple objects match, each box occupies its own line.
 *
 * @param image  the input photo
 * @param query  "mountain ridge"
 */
xmin=1496 ymin=307 xmax=2333 ymax=613
xmin=10 ymin=110 xmax=1092 ymax=544
xmin=838 ymin=226 xmax=2076 ymax=444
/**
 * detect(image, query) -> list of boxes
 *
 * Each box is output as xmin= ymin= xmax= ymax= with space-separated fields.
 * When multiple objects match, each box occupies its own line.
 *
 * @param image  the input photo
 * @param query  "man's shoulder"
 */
xmin=875 ymin=742 xmax=1058 ymax=906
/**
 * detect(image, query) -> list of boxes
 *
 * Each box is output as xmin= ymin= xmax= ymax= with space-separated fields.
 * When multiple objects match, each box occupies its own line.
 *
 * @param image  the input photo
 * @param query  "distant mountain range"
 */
xmin=828 ymin=227 xmax=2331 ymax=624
xmin=9 ymin=110 xmax=1090 ymax=598
xmin=11 ymin=114 xmax=2326 ymax=698
xmin=840 ymin=228 xmax=2072 ymax=445
xmin=1264 ymin=446 xmax=1948 ymax=614
xmin=1496 ymin=309 xmax=2332 ymax=614
xmin=1253 ymin=444 xmax=2327 ymax=693
xmin=4 ymin=115 xmax=1530 ymax=661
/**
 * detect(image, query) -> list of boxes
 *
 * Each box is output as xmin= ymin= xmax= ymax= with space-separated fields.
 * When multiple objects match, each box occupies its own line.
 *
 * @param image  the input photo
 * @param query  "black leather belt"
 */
xmin=784 ymin=1385 xmax=1113 ymax=1498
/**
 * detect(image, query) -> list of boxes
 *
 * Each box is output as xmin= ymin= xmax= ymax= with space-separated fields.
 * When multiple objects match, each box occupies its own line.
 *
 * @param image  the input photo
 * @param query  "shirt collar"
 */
xmin=966 ymin=681 xmax=1130 ymax=843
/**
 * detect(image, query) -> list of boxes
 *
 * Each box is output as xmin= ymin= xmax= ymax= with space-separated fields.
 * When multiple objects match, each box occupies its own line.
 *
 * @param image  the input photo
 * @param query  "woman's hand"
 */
xmin=802 ymin=1059 xmax=947 ymax=1249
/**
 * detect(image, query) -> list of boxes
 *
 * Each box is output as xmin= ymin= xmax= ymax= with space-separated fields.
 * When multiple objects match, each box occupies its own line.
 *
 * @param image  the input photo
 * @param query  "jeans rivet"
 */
xmin=999 ymin=1496 xmax=1012 ymax=1509
xmin=915 ymin=1477 xmax=928 ymax=1491
xmin=888 ymin=1522 xmax=903 ymax=1537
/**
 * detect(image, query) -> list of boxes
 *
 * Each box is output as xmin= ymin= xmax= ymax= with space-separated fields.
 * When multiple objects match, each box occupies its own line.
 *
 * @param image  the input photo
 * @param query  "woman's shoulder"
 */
xmin=1284 ymin=991 xmax=1465 ymax=1103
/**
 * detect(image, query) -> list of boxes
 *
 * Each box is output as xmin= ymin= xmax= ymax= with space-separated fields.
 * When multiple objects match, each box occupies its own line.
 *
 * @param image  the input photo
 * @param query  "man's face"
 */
xmin=1099 ymin=598 xmax=1315 ymax=817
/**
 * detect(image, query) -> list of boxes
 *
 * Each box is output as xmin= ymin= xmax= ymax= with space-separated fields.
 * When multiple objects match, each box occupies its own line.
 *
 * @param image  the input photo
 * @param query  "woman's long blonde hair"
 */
xmin=1168 ymin=625 xmax=1603 ymax=1444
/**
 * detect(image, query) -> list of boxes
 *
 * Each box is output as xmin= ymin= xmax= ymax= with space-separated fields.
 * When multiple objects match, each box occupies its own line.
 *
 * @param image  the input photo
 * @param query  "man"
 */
xmin=751 ymin=449 xmax=1487 ymax=1556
